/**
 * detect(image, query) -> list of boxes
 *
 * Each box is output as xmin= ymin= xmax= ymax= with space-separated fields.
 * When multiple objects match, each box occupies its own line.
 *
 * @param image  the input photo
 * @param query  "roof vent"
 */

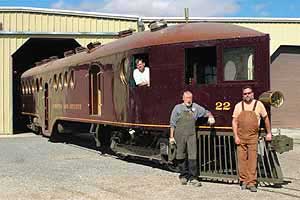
xmin=41 ymin=58 xmax=51 ymax=64
xmin=49 ymin=56 xmax=58 ymax=61
xmin=75 ymin=46 xmax=87 ymax=53
xmin=118 ymin=28 xmax=136 ymax=37
xmin=148 ymin=19 xmax=167 ymax=32
xmin=87 ymin=41 xmax=101 ymax=50
xmin=35 ymin=61 xmax=43 ymax=66
xmin=64 ymin=50 xmax=75 ymax=57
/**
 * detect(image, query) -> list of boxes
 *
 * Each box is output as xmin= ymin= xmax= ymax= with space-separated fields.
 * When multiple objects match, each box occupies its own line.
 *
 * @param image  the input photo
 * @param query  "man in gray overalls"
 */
xmin=170 ymin=91 xmax=215 ymax=186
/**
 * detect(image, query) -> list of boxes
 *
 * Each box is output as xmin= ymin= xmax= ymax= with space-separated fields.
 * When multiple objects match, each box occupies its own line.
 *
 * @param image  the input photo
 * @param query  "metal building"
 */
xmin=0 ymin=7 xmax=139 ymax=134
xmin=1 ymin=7 xmax=300 ymax=134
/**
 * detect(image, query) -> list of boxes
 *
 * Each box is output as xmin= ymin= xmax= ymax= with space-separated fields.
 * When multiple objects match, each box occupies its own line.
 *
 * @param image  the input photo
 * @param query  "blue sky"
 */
xmin=0 ymin=0 xmax=300 ymax=17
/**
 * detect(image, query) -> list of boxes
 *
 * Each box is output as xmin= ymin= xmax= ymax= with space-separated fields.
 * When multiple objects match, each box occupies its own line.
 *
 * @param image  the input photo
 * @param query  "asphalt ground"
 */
xmin=0 ymin=133 xmax=299 ymax=200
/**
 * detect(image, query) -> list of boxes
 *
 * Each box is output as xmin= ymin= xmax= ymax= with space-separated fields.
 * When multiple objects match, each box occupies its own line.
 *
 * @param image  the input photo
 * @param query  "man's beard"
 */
xmin=185 ymin=102 xmax=192 ymax=107
xmin=243 ymin=96 xmax=253 ymax=103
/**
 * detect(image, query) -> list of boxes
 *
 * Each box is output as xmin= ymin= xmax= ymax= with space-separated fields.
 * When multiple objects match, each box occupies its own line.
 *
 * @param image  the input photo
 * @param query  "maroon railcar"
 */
xmin=21 ymin=22 xmax=287 ymax=180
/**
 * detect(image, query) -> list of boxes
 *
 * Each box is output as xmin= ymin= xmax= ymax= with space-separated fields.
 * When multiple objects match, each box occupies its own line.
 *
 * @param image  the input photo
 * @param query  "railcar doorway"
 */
xmin=44 ymin=83 xmax=49 ymax=131
xmin=89 ymin=65 xmax=102 ymax=116
xmin=12 ymin=38 xmax=80 ymax=132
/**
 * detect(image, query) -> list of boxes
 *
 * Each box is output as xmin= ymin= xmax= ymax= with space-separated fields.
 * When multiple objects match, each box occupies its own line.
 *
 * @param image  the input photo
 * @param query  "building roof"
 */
xmin=2 ymin=7 xmax=300 ymax=23
xmin=0 ymin=6 xmax=139 ymax=20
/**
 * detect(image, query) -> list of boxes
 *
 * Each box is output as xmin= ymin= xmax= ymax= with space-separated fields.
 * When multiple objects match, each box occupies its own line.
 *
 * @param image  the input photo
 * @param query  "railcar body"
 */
xmin=21 ymin=22 xmax=288 ymax=181
xmin=21 ymin=22 xmax=270 ymax=132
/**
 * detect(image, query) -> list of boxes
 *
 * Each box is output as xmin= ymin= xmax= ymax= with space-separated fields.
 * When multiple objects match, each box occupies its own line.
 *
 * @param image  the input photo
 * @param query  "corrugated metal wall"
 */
xmin=235 ymin=23 xmax=300 ymax=54
xmin=271 ymin=53 xmax=300 ymax=128
xmin=0 ymin=36 xmax=27 ymax=134
xmin=0 ymin=12 xmax=137 ymax=33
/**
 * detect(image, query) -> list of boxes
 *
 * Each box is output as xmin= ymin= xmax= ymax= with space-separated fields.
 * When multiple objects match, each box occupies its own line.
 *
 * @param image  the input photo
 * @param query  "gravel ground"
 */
xmin=0 ymin=133 xmax=299 ymax=200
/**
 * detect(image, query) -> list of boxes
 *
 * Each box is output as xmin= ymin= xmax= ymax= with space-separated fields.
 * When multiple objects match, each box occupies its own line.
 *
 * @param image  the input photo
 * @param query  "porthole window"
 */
xmin=64 ymin=72 xmax=68 ymax=88
xmin=25 ymin=82 xmax=28 ymax=94
xmin=28 ymin=81 xmax=32 ymax=94
xmin=21 ymin=81 xmax=24 ymax=95
xmin=32 ymin=80 xmax=35 ymax=93
xmin=58 ymin=73 xmax=63 ymax=90
xmin=69 ymin=70 xmax=75 ymax=89
xmin=39 ymin=78 xmax=43 ymax=91
xmin=53 ymin=74 xmax=58 ymax=90
xmin=36 ymin=78 xmax=39 ymax=92
xmin=120 ymin=57 xmax=130 ymax=85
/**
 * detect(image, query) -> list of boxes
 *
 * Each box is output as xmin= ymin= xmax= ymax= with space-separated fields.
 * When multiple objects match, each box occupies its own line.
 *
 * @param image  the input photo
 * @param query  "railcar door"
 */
xmin=44 ymin=83 xmax=49 ymax=130
xmin=97 ymin=70 xmax=104 ymax=116
xmin=89 ymin=65 xmax=102 ymax=116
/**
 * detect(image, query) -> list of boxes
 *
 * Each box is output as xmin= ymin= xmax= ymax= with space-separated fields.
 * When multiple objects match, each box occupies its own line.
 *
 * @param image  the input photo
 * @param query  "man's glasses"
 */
xmin=243 ymin=92 xmax=252 ymax=95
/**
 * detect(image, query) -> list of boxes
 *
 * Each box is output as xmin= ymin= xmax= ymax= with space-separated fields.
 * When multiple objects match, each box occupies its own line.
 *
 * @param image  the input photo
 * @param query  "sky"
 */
xmin=0 ymin=0 xmax=300 ymax=18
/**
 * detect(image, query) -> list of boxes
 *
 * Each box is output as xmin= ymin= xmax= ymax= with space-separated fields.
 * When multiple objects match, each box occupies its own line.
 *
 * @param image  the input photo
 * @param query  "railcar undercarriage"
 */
xmin=26 ymin=119 xmax=293 ymax=184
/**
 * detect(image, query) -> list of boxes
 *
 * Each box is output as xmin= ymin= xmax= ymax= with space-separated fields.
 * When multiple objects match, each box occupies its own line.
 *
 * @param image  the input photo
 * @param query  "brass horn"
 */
xmin=259 ymin=91 xmax=284 ymax=108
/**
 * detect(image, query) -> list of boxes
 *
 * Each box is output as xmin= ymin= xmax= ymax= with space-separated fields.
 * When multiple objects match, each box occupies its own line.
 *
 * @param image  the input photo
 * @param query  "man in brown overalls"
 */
xmin=170 ymin=91 xmax=215 ymax=186
xmin=232 ymin=86 xmax=272 ymax=192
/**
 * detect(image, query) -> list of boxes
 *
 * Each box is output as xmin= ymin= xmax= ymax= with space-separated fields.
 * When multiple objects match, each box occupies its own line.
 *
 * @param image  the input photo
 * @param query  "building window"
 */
xmin=185 ymin=47 xmax=217 ymax=85
xmin=223 ymin=47 xmax=255 ymax=81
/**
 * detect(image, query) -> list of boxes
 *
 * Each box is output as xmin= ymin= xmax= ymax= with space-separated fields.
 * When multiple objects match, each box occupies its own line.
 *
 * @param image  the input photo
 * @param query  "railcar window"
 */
xmin=131 ymin=54 xmax=150 ymax=87
xmin=21 ymin=81 xmax=25 ymax=95
xmin=185 ymin=47 xmax=217 ymax=85
xmin=28 ymin=81 xmax=32 ymax=94
xmin=39 ymin=78 xmax=43 ymax=91
xmin=36 ymin=79 xmax=39 ymax=92
xmin=21 ymin=82 xmax=24 ymax=95
xmin=53 ymin=74 xmax=58 ymax=90
xmin=31 ymin=80 xmax=35 ymax=93
xmin=25 ymin=82 xmax=28 ymax=94
xmin=223 ymin=47 xmax=255 ymax=81
xmin=64 ymin=72 xmax=68 ymax=88
xmin=58 ymin=73 xmax=63 ymax=90
xmin=69 ymin=70 xmax=75 ymax=89
xmin=120 ymin=57 xmax=130 ymax=85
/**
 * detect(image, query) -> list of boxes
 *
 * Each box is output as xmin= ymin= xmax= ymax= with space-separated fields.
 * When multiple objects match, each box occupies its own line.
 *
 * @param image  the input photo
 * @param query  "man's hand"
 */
xmin=235 ymin=136 xmax=241 ymax=145
xmin=169 ymin=137 xmax=176 ymax=145
xmin=265 ymin=133 xmax=272 ymax=141
xmin=207 ymin=117 xmax=215 ymax=125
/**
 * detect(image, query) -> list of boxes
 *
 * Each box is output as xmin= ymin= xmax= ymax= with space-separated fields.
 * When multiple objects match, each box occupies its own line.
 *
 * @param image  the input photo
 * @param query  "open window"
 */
xmin=131 ymin=54 xmax=150 ymax=87
xmin=185 ymin=47 xmax=217 ymax=85
xmin=223 ymin=47 xmax=255 ymax=81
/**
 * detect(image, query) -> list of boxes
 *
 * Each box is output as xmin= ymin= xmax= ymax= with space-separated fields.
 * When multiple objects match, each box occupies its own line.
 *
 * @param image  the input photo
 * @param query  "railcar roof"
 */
xmin=22 ymin=22 xmax=266 ymax=78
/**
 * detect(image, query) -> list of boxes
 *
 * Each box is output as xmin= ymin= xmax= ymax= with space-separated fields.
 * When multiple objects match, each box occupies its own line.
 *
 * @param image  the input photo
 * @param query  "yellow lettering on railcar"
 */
xmin=53 ymin=104 xmax=82 ymax=110
xmin=69 ymin=104 xmax=82 ymax=110
xmin=215 ymin=101 xmax=231 ymax=111
xmin=53 ymin=104 xmax=62 ymax=109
